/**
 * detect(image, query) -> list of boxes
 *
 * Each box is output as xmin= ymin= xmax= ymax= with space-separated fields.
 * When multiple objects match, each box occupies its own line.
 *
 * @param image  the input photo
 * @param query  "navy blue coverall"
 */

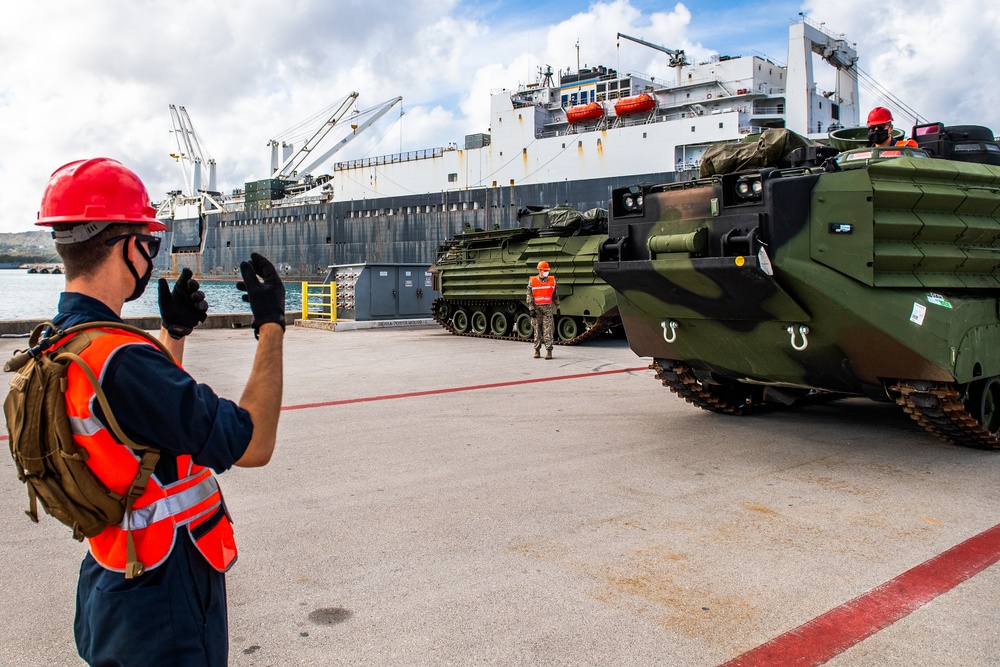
xmin=54 ymin=293 xmax=253 ymax=666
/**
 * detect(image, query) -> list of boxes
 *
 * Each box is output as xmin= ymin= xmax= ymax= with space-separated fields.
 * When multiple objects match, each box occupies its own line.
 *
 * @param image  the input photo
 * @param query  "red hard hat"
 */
xmin=866 ymin=107 xmax=893 ymax=126
xmin=537 ymin=261 xmax=550 ymax=271
xmin=36 ymin=158 xmax=166 ymax=231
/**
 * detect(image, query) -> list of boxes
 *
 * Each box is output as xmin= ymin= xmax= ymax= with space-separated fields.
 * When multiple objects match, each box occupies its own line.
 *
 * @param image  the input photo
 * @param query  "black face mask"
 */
xmin=868 ymin=127 xmax=890 ymax=145
xmin=121 ymin=238 xmax=153 ymax=302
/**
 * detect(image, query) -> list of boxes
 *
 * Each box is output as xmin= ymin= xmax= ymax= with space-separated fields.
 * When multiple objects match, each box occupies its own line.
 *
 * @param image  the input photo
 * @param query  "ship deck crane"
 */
xmin=616 ymin=32 xmax=690 ymax=86
xmin=270 ymin=93 xmax=359 ymax=179
xmin=168 ymin=104 xmax=217 ymax=197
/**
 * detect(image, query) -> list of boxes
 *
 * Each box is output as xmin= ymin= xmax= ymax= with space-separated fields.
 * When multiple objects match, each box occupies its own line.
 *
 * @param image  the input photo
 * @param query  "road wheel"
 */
xmin=490 ymin=312 xmax=509 ymax=336
xmin=471 ymin=310 xmax=488 ymax=335
xmin=966 ymin=377 xmax=1000 ymax=435
xmin=452 ymin=309 xmax=469 ymax=333
xmin=515 ymin=313 xmax=533 ymax=339
xmin=556 ymin=315 xmax=579 ymax=342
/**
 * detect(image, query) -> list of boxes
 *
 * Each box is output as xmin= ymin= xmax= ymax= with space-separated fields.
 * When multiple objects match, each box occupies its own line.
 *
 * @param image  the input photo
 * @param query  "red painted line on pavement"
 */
xmin=281 ymin=367 xmax=648 ymax=411
xmin=0 ymin=368 xmax=648 ymax=441
xmin=718 ymin=521 xmax=1000 ymax=667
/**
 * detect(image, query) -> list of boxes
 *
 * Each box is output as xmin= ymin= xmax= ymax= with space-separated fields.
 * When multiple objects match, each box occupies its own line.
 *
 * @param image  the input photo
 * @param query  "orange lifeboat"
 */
xmin=614 ymin=93 xmax=656 ymax=116
xmin=566 ymin=102 xmax=604 ymax=123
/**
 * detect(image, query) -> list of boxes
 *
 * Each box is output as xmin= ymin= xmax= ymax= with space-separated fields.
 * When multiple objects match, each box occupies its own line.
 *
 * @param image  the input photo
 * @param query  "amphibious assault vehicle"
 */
xmin=429 ymin=206 xmax=619 ymax=344
xmin=594 ymin=123 xmax=1000 ymax=449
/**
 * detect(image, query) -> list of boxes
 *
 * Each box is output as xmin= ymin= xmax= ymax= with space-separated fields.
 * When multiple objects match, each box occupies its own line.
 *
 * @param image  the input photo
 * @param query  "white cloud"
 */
xmin=1 ymin=0 xmax=994 ymax=233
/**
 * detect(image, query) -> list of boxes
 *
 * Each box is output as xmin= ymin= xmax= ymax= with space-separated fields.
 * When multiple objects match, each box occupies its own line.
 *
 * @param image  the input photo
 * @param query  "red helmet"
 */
xmin=36 ymin=158 xmax=166 ymax=231
xmin=866 ymin=107 xmax=893 ymax=126
xmin=537 ymin=261 xmax=550 ymax=271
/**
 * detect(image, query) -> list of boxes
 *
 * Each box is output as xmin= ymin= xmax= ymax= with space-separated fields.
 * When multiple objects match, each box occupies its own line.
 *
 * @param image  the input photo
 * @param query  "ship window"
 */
xmin=226 ymin=241 xmax=231 ymax=248
xmin=597 ymin=83 xmax=606 ymax=92
xmin=322 ymin=212 xmax=327 ymax=220
xmin=326 ymin=237 xmax=331 ymax=244
xmin=561 ymin=95 xmax=568 ymax=106
xmin=719 ymin=122 xmax=724 ymax=128
xmin=448 ymin=172 xmax=458 ymax=182
xmin=450 ymin=204 xmax=458 ymax=211
xmin=473 ymin=202 xmax=479 ymax=210
xmin=462 ymin=202 xmax=468 ymax=211
xmin=643 ymin=132 xmax=647 ymax=139
xmin=509 ymin=179 xmax=515 ymax=186
xmin=492 ymin=181 xmax=497 ymax=187
xmin=426 ymin=205 xmax=432 ymax=213
xmin=686 ymin=93 xmax=690 ymax=98
xmin=578 ymin=141 xmax=583 ymax=148
xmin=691 ymin=126 xmax=696 ymax=132
xmin=597 ymin=138 xmax=602 ymax=146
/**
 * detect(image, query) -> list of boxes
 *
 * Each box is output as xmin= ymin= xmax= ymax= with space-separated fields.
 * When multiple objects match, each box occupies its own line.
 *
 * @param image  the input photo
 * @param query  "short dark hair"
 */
xmin=54 ymin=222 xmax=139 ymax=280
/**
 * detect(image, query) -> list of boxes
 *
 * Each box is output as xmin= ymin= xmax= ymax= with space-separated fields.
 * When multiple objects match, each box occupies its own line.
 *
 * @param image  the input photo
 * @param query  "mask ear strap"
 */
xmin=121 ymin=236 xmax=141 ymax=284
xmin=121 ymin=236 xmax=152 ymax=300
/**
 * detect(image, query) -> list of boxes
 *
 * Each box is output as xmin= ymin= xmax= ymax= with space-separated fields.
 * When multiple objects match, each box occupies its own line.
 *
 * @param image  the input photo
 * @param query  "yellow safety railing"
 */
xmin=301 ymin=282 xmax=337 ymax=322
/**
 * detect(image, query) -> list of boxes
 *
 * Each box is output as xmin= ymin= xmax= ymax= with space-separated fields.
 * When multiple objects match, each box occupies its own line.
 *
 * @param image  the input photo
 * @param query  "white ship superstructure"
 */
xmin=156 ymin=18 xmax=860 ymax=277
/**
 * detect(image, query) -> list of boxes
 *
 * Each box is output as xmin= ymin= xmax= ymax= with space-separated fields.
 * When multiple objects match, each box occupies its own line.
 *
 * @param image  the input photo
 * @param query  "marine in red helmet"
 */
xmin=866 ymin=107 xmax=918 ymax=148
xmin=29 ymin=157 xmax=285 ymax=665
xmin=526 ymin=260 xmax=560 ymax=359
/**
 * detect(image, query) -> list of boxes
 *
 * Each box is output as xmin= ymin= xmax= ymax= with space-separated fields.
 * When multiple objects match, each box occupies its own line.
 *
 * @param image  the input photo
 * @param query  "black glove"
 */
xmin=236 ymin=253 xmax=286 ymax=338
xmin=529 ymin=309 xmax=536 ymax=319
xmin=556 ymin=307 xmax=561 ymax=315
xmin=158 ymin=268 xmax=208 ymax=339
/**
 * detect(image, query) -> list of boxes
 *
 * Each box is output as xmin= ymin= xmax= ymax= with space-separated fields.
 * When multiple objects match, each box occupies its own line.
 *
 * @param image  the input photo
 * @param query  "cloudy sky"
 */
xmin=1 ymin=0 xmax=996 ymax=233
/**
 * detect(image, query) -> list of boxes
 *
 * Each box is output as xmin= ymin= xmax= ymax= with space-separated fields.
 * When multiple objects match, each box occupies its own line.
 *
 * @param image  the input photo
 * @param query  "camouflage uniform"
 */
xmin=526 ymin=279 xmax=559 ymax=353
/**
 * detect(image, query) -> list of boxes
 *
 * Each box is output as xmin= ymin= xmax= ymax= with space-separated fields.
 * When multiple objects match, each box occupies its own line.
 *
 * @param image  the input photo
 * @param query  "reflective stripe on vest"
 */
xmin=530 ymin=276 xmax=556 ymax=305
xmin=60 ymin=328 xmax=237 ymax=574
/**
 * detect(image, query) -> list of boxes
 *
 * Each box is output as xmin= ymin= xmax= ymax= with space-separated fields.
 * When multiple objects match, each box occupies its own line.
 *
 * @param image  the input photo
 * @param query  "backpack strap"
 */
xmin=43 ymin=322 xmax=173 ymax=578
xmin=56 ymin=338 xmax=161 ymax=578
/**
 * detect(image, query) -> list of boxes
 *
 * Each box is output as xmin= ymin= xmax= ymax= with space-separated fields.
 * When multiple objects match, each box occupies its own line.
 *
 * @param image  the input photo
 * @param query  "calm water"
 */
xmin=0 ymin=270 xmax=303 ymax=321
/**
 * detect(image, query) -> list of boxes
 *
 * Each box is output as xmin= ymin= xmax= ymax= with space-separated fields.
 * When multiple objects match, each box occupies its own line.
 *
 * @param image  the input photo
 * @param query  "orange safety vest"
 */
xmin=896 ymin=138 xmax=919 ymax=148
xmin=530 ymin=275 xmax=556 ymax=305
xmin=61 ymin=328 xmax=237 ymax=575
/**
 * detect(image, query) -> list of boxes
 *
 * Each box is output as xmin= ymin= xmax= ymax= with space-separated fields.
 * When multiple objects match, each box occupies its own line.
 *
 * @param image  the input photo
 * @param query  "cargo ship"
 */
xmin=154 ymin=18 xmax=861 ymax=278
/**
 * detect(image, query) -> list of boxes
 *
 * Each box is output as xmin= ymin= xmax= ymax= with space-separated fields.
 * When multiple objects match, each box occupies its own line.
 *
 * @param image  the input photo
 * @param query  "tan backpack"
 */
xmin=4 ymin=321 xmax=172 ymax=578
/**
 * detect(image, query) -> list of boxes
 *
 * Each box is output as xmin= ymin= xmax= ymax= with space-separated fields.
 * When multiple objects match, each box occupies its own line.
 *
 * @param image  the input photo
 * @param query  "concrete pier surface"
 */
xmin=0 ymin=326 xmax=997 ymax=666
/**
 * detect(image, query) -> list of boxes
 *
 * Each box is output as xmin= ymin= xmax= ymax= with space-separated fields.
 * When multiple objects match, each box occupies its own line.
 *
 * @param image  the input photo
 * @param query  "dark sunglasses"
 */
xmin=105 ymin=234 xmax=162 ymax=259
xmin=870 ymin=123 xmax=891 ymax=131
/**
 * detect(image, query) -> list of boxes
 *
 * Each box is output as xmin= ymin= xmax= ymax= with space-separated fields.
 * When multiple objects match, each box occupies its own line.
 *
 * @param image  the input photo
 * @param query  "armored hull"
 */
xmin=595 ymin=124 xmax=1000 ymax=449
xmin=430 ymin=207 xmax=618 ymax=344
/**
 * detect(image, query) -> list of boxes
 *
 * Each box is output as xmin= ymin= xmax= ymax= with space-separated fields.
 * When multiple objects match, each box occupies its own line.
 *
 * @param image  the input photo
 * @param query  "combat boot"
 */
xmin=533 ymin=349 xmax=541 ymax=359
xmin=545 ymin=348 xmax=553 ymax=360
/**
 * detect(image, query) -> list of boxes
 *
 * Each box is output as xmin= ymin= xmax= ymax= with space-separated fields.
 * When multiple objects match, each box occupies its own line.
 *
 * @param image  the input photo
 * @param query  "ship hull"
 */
xmin=156 ymin=170 xmax=684 ymax=277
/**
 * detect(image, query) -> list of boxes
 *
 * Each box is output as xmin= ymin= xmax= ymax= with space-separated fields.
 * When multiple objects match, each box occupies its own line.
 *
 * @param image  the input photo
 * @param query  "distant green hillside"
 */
xmin=0 ymin=230 xmax=57 ymax=263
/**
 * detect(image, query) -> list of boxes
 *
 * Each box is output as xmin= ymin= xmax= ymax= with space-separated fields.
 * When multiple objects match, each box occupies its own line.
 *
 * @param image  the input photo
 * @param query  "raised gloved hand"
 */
xmin=158 ymin=268 xmax=208 ymax=339
xmin=236 ymin=253 xmax=286 ymax=338
xmin=529 ymin=308 xmax=536 ymax=319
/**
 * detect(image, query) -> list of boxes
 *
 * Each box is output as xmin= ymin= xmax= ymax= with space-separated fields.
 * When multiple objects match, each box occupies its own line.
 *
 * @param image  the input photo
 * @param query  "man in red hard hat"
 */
xmin=526 ymin=260 xmax=560 ymax=359
xmin=27 ymin=157 xmax=285 ymax=665
xmin=866 ymin=106 xmax=918 ymax=148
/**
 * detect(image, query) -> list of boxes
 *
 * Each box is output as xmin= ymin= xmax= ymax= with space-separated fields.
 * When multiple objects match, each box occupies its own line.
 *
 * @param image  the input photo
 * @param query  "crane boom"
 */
xmin=616 ymin=32 xmax=690 ymax=68
xmin=298 ymin=97 xmax=403 ymax=176
xmin=168 ymin=105 xmax=217 ymax=196
xmin=272 ymin=92 xmax=360 ymax=179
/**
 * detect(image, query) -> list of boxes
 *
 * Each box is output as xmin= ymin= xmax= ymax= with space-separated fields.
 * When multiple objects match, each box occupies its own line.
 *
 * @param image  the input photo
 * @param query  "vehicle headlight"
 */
xmin=734 ymin=176 xmax=763 ymax=201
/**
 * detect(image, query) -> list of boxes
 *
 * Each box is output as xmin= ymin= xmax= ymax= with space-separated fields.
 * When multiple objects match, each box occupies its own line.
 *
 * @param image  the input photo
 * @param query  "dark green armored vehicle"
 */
xmin=594 ymin=123 xmax=1000 ymax=449
xmin=430 ymin=206 xmax=619 ymax=344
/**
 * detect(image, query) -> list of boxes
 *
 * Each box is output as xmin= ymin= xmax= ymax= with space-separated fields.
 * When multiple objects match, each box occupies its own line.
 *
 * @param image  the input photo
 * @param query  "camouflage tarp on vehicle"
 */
xmin=699 ymin=128 xmax=820 ymax=177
